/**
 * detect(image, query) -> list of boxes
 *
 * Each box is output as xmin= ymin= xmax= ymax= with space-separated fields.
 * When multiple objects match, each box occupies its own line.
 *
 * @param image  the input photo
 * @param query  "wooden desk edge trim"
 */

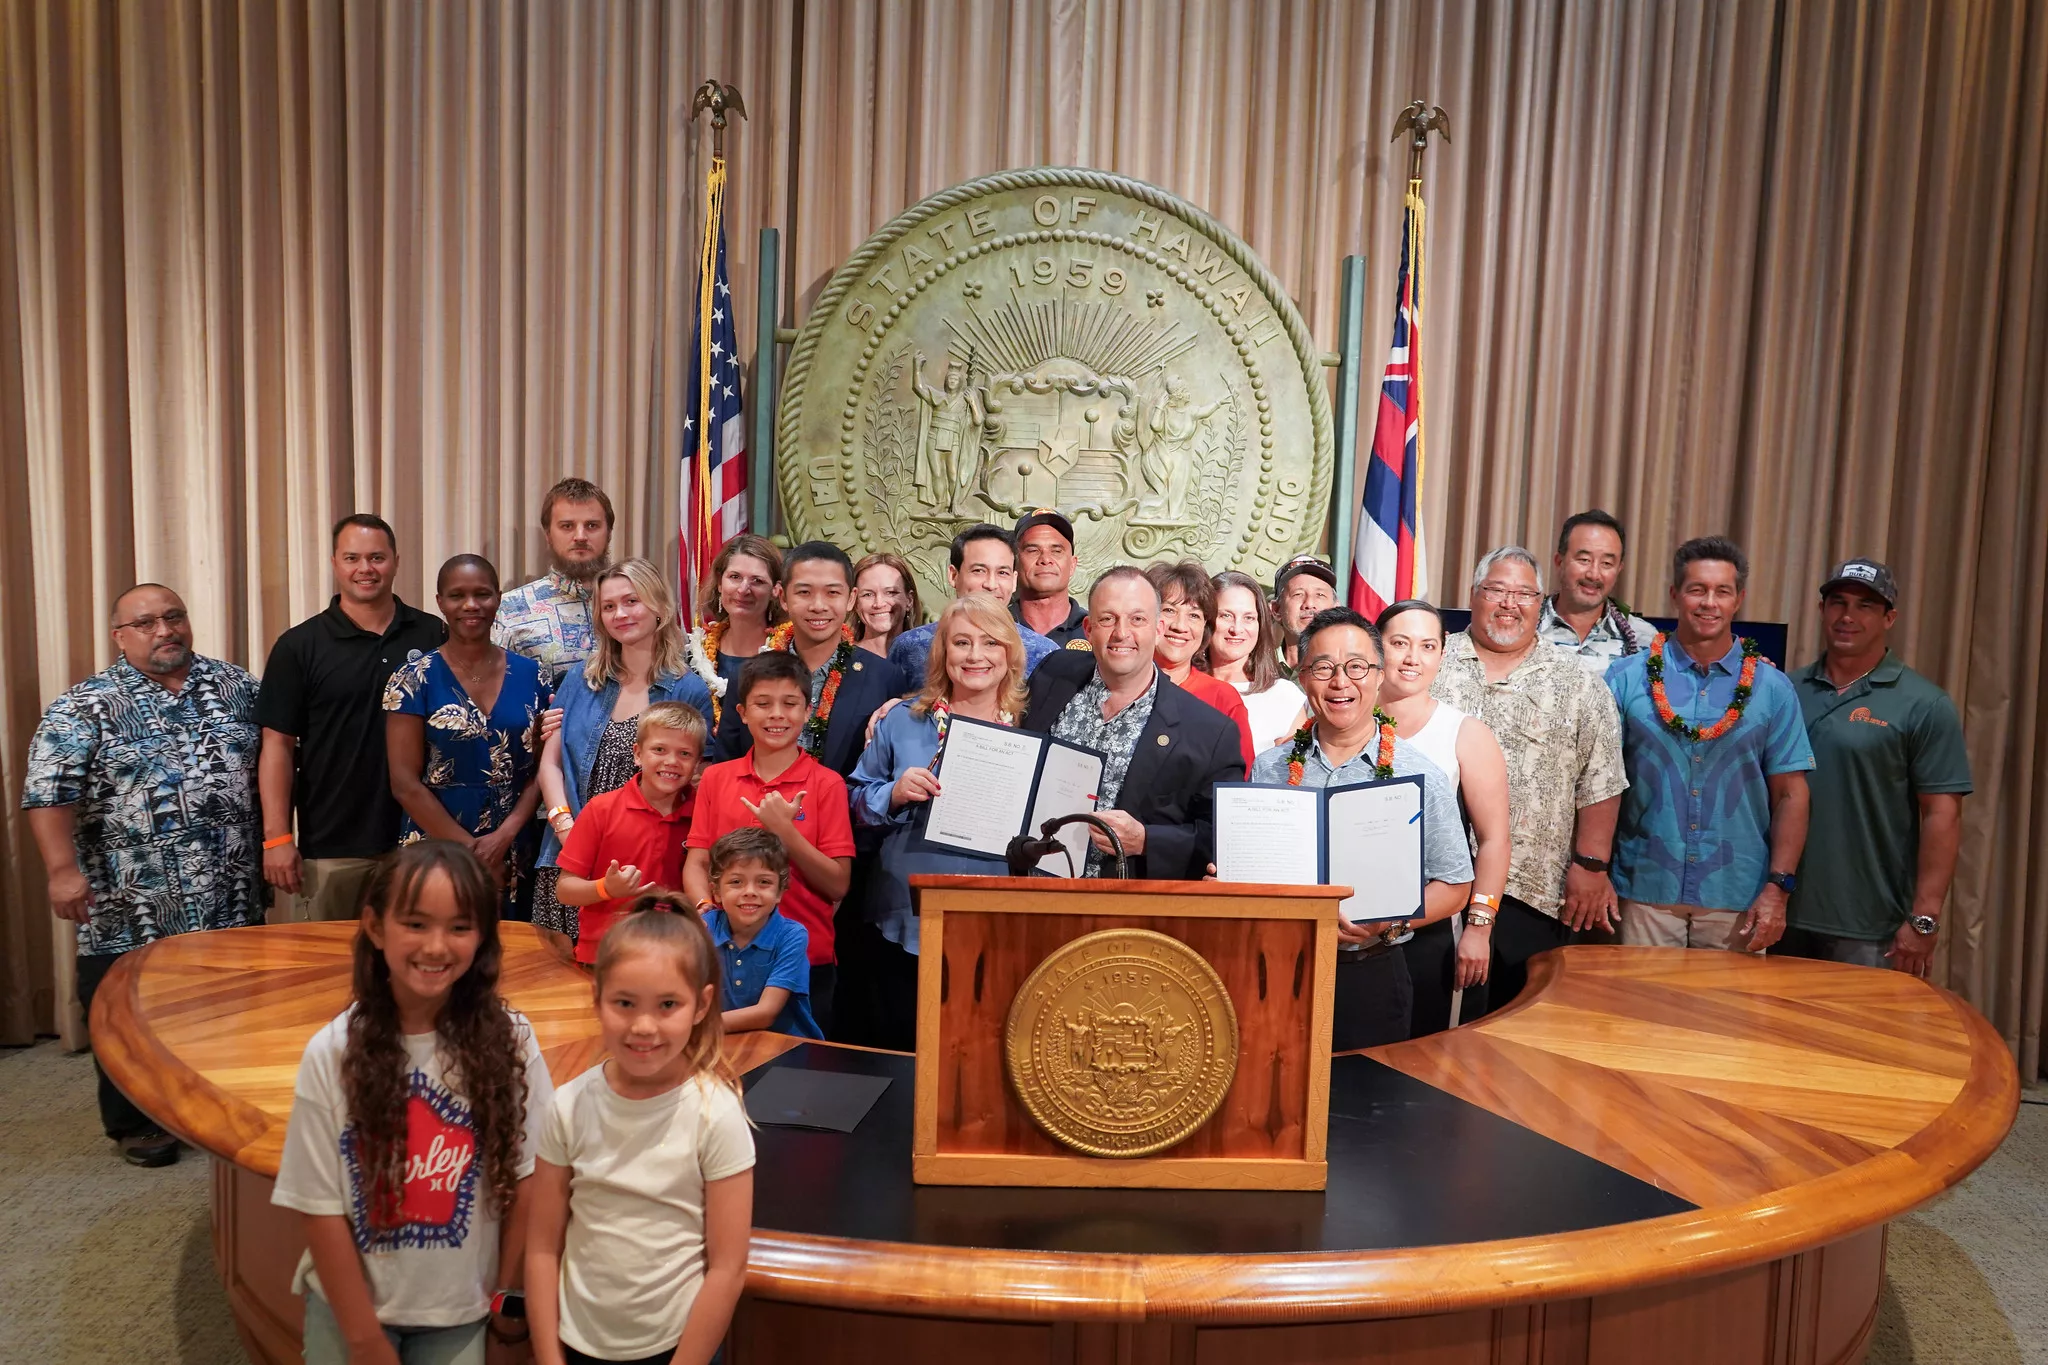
xmin=910 ymin=875 xmax=1353 ymax=900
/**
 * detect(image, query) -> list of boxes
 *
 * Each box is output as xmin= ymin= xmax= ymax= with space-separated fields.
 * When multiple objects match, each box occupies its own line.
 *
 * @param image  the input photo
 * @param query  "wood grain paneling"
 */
xmin=93 ymin=928 xmax=2014 ymax=1327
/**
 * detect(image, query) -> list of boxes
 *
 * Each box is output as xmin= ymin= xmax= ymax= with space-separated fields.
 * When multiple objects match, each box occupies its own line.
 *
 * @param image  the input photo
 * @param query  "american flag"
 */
xmin=681 ymin=170 xmax=747 ymax=628
xmin=1348 ymin=185 xmax=1428 ymax=618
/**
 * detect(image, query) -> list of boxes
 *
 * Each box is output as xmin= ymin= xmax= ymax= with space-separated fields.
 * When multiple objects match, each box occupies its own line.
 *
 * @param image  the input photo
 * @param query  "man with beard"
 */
xmin=1431 ymin=547 xmax=1628 ymax=1014
xmin=24 ymin=585 xmax=262 ymax=1166
xmin=1539 ymin=509 xmax=1658 ymax=678
xmin=494 ymin=477 xmax=615 ymax=686
xmin=1272 ymin=555 xmax=1339 ymax=673
xmin=1605 ymin=537 xmax=1812 ymax=953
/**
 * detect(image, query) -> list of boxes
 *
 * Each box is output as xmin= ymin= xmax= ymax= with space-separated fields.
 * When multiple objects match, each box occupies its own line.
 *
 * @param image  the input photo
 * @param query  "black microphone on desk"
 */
xmin=1005 ymin=813 xmax=1128 ymax=880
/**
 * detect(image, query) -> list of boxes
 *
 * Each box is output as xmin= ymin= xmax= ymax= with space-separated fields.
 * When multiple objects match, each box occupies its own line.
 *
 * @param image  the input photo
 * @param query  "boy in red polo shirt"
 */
xmin=553 ymin=702 xmax=705 ymax=964
xmin=684 ymin=652 xmax=855 ymax=1031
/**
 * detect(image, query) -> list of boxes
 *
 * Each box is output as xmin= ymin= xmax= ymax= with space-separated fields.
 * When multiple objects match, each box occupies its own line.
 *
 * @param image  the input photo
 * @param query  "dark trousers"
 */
xmin=1402 ymin=918 xmax=1485 ymax=1037
xmin=1331 ymin=945 xmax=1413 ymax=1051
xmin=75 ymin=951 xmax=157 ymax=1140
xmin=807 ymin=963 xmax=837 ymax=1040
xmin=565 ymin=1345 xmax=679 ymax=1365
xmin=831 ymin=920 xmax=920 ymax=1053
xmin=1461 ymin=896 xmax=1571 ymax=1023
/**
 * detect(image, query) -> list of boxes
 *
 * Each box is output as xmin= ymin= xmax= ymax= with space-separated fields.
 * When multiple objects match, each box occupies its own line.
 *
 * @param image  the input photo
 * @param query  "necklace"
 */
xmin=769 ymin=622 xmax=856 ymax=757
xmin=1647 ymin=632 xmax=1762 ymax=741
xmin=1286 ymin=711 xmax=1396 ymax=786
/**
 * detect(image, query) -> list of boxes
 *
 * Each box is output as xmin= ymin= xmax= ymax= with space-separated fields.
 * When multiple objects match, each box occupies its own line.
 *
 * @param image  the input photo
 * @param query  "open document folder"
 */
xmin=1212 ymin=776 xmax=1425 ymax=921
xmin=913 ymin=714 xmax=1107 ymax=876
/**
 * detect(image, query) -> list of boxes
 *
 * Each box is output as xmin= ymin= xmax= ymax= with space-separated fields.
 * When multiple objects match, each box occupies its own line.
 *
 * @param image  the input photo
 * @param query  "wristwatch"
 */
xmin=1766 ymin=871 xmax=1798 ymax=894
xmin=1570 ymin=851 xmax=1610 ymax=874
xmin=1909 ymin=914 xmax=1940 ymax=937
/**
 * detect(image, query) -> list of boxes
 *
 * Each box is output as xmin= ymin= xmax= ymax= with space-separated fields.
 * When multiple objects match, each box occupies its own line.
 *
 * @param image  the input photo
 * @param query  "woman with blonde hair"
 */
xmin=531 ymin=558 xmax=714 ymax=959
xmin=685 ymin=533 xmax=784 ymax=730
xmin=841 ymin=594 xmax=1029 ymax=1049
xmin=851 ymin=552 xmax=925 ymax=659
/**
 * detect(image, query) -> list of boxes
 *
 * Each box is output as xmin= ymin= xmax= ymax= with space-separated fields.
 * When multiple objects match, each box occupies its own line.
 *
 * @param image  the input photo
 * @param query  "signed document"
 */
xmin=916 ymin=715 xmax=1106 ymax=870
xmin=1214 ymin=775 xmax=1425 ymax=922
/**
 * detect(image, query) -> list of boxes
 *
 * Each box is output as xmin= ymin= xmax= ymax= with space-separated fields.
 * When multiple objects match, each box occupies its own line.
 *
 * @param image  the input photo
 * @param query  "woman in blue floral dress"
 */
xmin=384 ymin=555 xmax=549 ymax=909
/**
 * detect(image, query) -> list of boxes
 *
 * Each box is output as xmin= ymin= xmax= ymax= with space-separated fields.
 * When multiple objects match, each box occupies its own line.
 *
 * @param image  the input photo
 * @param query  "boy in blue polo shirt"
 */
xmin=703 ymin=827 xmax=822 ymax=1038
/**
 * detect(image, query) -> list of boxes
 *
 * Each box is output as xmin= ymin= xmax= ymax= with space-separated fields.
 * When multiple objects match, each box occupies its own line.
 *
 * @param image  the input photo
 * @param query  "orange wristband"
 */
xmin=1468 ymin=892 xmax=1500 ymax=910
xmin=263 ymin=834 xmax=295 ymax=851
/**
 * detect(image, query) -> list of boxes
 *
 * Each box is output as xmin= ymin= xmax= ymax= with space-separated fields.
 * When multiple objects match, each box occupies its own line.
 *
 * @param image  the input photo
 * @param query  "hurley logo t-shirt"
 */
xmin=274 ymin=1008 xmax=555 ymax=1326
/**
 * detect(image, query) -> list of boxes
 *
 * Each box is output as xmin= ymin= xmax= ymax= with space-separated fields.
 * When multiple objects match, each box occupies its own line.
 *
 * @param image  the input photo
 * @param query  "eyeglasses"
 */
xmin=1301 ymin=659 xmax=1381 ymax=682
xmin=113 ymin=610 xmax=190 ymax=635
xmin=1476 ymin=584 xmax=1544 ymax=607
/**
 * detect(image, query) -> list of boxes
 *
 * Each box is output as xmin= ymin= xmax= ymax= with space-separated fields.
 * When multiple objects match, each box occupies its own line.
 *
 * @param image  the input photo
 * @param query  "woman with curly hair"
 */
xmin=273 ymin=841 xmax=555 ymax=1364
xmin=684 ymin=533 xmax=784 ymax=732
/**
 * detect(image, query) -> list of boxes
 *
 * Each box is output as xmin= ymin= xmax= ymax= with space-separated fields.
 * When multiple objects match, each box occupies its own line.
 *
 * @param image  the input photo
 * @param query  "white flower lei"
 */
xmin=685 ymin=627 xmax=727 ymax=698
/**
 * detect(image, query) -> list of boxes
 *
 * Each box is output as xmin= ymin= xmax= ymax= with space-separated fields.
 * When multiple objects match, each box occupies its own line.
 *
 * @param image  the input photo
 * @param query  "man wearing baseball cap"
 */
xmin=1272 ymin=555 xmax=1339 ymax=673
xmin=1781 ymin=559 xmax=1972 ymax=975
xmin=1013 ymin=509 xmax=1090 ymax=649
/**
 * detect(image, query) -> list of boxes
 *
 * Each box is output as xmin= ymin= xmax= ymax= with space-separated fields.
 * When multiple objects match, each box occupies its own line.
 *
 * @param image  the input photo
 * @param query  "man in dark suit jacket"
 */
xmin=1023 ymin=567 xmax=1245 ymax=880
xmin=715 ymin=541 xmax=908 ymax=778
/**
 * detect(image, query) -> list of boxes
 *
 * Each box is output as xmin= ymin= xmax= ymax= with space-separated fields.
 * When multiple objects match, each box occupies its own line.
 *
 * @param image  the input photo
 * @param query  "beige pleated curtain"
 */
xmin=4 ymin=0 xmax=2044 ymax=1074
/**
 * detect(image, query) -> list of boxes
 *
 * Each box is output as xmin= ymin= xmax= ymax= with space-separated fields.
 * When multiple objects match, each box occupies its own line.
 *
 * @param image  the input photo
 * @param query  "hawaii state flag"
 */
xmin=681 ymin=157 xmax=747 ymax=628
xmin=1348 ymin=184 xmax=1428 ymax=618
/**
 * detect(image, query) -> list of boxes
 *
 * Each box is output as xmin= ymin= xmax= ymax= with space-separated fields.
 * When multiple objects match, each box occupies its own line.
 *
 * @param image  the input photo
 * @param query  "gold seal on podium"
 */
xmin=1005 ymin=928 xmax=1238 ymax=1158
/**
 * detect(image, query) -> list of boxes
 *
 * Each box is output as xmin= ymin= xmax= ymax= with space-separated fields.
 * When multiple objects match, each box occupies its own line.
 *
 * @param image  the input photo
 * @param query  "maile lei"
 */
xmin=1286 ymin=711 xmax=1397 ymax=785
xmin=1647 ymin=632 xmax=1761 ymax=741
xmin=769 ymin=621 xmax=857 ymax=757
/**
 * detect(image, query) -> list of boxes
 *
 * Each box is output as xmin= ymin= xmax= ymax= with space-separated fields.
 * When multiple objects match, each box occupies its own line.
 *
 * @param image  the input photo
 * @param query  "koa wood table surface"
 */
xmin=92 ymin=923 xmax=2016 ymax=1365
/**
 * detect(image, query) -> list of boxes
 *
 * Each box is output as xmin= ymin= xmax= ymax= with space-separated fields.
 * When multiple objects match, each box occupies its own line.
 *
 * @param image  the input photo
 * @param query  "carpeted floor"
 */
xmin=1 ymin=1040 xmax=2043 ymax=1364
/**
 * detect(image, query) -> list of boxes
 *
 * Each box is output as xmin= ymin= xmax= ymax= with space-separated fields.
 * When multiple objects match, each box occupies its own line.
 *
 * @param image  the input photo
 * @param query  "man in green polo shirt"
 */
xmin=1781 ymin=559 xmax=1971 ymax=974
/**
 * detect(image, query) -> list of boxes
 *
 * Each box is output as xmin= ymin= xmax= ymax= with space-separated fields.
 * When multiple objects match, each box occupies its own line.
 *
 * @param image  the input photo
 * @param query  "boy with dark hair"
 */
xmin=684 ymin=653 xmax=856 ymax=1030
xmin=713 ymin=540 xmax=908 ymax=776
xmin=551 ymin=702 xmax=706 ymax=964
xmin=702 ymin=827 xmax=822 ymax=1038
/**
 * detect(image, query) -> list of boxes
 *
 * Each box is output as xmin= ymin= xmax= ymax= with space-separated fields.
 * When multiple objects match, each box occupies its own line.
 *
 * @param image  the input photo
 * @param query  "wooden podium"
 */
xmin=908 ymin=875 xmax=1341 ymax=1191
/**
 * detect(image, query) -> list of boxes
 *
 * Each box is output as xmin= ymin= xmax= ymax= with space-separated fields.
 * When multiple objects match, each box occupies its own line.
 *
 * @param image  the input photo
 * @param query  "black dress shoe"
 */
xmin=118 ymin=1128 xmax=180 ymax=1168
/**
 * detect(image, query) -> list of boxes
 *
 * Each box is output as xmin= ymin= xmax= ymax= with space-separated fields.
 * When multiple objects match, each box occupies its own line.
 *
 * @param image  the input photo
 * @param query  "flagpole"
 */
xmin=1389 ymin=100 xmax=1447 ymax=602
xmin=686 ymin=81 xmax=746 ymax=625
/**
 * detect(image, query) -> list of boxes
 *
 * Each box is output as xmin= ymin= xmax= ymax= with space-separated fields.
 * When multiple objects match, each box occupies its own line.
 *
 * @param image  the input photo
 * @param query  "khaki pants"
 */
xmin=283 ymin=857 xmax=380 ymax=923
xmin=1618 ymin=899 xmax=1759 ymax=954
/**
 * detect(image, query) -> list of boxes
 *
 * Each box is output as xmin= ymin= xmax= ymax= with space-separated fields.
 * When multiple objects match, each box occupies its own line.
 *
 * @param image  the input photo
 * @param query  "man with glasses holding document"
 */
xmin=1242 ymin=607 xmax=1474 ymax=1049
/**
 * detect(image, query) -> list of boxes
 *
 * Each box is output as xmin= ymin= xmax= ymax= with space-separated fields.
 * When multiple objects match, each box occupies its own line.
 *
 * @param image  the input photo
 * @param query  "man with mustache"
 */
xmin=1780 ymin=560 xmax=1970 ymax=974
xmin=1539 ymin=509 xmax=1658 ymax=679
xmin=1604 ymin=537 xmax=1813 ymax=953
xmin=494 ymin=477 xmax=614 ymax=687
xmin=1271 ymin=555 xmax=1339 ymax=674
xmin=24 ymin=585 xmax=262 ymax=1166
xmin=1431 ymin=547 xmax=1628 ymax=1015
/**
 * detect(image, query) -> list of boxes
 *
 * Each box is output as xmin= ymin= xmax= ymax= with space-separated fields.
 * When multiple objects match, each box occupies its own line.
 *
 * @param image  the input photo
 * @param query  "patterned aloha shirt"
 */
xmin=1537 ymin=597 xmax=1659 ymax=680
xmin=1431 ymin=632 xmax=1628 ymax=916
xmin=492 ymin=570 xmax=595 ymax=687
xmin=22 ymin=656 xmax=263 ymax=956
xmin=1050 ymin=668 xmax=1160 ymax=876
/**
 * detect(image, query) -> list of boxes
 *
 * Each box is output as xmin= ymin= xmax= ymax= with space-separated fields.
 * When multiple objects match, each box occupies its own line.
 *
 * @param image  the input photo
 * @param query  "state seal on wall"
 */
xmin=776 ymin=168 xmax=1333 ymax=608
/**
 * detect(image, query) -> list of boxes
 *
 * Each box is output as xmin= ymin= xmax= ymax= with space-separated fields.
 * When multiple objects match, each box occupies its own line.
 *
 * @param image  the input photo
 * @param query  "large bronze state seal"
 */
xmin=1005 ymin=928 xmax=1239 ymax=1158
xmin=777 ymin=169 xmax=1333 ymax=607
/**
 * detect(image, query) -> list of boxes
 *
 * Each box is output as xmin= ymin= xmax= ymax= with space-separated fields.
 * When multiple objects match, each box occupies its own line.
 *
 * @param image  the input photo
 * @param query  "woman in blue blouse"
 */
xmin=843 ymin=593 xmax=1031 ymax=1051
xmin=531 ymin=558 xmax=713 ymax=959
xmin=384 ymin=555 xmax=548 ymax=909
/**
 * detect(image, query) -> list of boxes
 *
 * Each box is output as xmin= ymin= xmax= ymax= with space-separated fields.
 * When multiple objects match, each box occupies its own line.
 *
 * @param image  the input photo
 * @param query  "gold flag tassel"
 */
xmin=694 ymin=152 xmax=726 ymax=583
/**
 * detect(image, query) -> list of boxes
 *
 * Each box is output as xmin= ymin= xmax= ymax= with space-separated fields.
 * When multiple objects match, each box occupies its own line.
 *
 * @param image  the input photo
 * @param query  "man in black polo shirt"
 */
xmin=1781 ymin=559 xmax=1971 ymax=973
xmin=1012 ymin=510 xmax=1090 ymax=649
xmin=257 ymin=514 xmax=446 ymax=920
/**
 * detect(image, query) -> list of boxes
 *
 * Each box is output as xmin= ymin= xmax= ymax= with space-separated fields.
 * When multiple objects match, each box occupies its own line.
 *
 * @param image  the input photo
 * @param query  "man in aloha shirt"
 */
xmin=493 ymin=476 xmax=616 ymax=686
xmin=22 ymin=584 xmax=262 ymax=1168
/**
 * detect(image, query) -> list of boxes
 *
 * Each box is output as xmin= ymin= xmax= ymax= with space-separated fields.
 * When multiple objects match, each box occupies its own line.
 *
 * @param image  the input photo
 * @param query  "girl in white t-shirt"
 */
xmin=528 ymin=899 xmax=757 ymax=1365
xmin=273 ymin=841 xmax=555 ymax=1365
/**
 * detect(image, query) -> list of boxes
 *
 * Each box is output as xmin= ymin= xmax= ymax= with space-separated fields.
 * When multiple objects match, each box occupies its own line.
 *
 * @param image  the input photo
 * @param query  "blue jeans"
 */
xmin=302 ymin=1292 xmax=486 ymax=1365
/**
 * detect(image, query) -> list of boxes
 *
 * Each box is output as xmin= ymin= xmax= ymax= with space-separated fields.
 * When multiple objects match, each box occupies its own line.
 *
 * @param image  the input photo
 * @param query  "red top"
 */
xmin=556 ymin=776 xmax=696 ymax=964
xmin=687 ymin=748 xmax=855 ymax=964
xmin=1178 ymin=668 xmax=1256 ymax=769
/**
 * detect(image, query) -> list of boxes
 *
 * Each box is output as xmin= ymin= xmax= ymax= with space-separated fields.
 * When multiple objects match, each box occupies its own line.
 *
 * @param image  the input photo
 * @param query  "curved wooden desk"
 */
xmin=94 ymin=924 xmax=2016 ymax=1365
